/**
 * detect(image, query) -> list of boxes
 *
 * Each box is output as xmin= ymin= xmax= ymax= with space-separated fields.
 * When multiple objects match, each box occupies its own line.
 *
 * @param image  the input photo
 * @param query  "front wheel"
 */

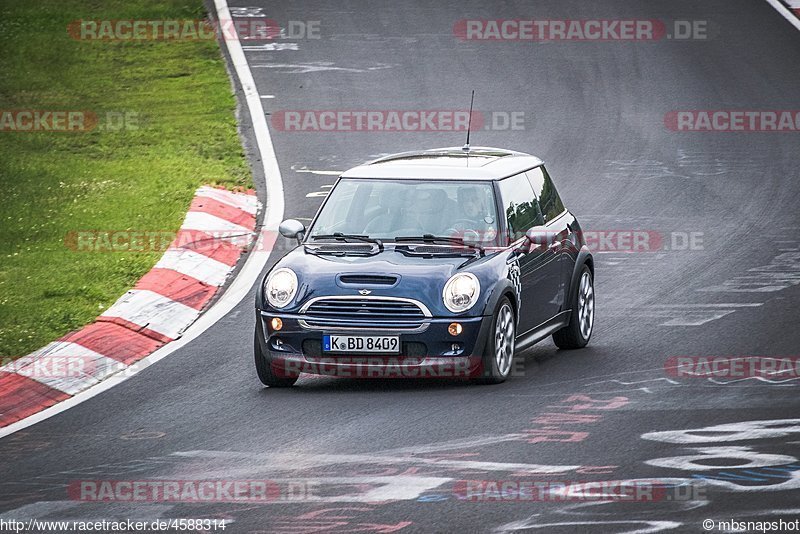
xmin=553 ymin=265 xmax=594 ymax=349
xmin=474 ymin=297 xmax=516 ymax=385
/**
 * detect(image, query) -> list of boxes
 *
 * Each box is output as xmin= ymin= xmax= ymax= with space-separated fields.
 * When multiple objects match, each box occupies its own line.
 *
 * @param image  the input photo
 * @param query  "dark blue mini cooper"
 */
xmin=254 ymin=147 xmax=594 ymax=386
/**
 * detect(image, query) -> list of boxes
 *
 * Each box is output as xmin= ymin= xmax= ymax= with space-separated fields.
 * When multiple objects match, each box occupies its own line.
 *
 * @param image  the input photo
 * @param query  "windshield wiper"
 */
xmin=394 ymin=234 xmax=483 ymax=254
xmin=311 ymin=233 xmax=383 ymax=250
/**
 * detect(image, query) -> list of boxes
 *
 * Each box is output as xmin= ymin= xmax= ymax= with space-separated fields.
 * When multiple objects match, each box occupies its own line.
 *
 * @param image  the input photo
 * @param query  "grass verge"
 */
xmin=0 ymin=0 xmax=252 ymax=358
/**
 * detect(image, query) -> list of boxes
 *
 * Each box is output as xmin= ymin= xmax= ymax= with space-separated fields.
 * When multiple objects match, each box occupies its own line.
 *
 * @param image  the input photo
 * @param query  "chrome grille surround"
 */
xmin=298 ymin=295 xmax=431 ymax=331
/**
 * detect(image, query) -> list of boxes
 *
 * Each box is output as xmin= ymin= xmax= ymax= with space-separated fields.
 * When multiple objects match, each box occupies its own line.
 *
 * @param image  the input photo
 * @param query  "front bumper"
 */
xmin=255 ymin=309 xmax=492 ymax=379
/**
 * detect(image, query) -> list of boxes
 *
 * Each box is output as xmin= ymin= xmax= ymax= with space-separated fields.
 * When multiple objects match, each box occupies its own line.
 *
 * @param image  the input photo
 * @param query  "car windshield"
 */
xmin=308 ymin=178 xmax=499 ymax=244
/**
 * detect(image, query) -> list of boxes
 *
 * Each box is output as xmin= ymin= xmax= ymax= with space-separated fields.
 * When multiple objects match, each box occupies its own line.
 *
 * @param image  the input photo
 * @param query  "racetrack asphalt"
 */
xmin=1 ymin=1 xmax=799 ymax=532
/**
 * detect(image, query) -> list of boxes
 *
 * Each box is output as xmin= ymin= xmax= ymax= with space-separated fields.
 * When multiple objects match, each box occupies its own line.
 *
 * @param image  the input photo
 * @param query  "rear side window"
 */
xmin=497 ymin=173 xmax=544 ymax=243
xmin=527 ymin=166 xmax=565 ymax=223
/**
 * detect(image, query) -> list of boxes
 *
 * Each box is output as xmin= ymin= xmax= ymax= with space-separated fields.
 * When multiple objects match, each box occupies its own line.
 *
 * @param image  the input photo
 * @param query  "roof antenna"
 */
xmin=462 ymin=90 xmax=475 ymax=153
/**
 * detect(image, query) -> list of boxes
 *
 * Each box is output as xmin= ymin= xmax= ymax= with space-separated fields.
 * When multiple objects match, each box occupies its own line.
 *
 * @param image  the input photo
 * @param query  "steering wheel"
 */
xmin=444 ymin=219 xmax=482 ymax=236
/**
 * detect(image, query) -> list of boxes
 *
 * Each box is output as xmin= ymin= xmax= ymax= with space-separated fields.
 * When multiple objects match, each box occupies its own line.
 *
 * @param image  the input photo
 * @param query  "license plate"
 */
xmin=323 ymin=335 xmax=400 ymax=354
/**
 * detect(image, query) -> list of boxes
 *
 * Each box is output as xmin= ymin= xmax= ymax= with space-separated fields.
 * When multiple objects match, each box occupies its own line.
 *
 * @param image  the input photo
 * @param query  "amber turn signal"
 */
xmin=448 ymin=322 xmax=463 ymax=336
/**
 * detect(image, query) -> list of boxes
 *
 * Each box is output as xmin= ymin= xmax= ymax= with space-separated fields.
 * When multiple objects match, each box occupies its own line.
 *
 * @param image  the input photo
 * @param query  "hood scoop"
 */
xmin=337 ymin=274 xmax=399 ymax=286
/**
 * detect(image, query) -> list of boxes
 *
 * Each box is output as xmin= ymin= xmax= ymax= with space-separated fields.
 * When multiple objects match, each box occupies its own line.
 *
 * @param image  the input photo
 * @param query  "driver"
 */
xmin=453 ymin=186 xmax=496 ymax=241
xmin=458 ymin=186 xmax=484 ymax=220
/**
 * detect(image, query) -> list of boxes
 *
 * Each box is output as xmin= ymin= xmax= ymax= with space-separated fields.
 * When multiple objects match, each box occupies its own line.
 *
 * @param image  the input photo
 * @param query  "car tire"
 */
xmin=474 ymin=296 xmax=516 ymax=385
xmin=254 ymin=329 xmax=299 ymax=387
xmin=553 ymin=264 xmax=594 ymax=349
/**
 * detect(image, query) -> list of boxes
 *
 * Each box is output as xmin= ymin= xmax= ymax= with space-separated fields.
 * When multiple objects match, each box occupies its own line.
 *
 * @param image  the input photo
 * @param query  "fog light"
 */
xmin=448 ymin=322 xmax=463 ymax=336
xmin=270 ymin=317 xmax=283 ymax=331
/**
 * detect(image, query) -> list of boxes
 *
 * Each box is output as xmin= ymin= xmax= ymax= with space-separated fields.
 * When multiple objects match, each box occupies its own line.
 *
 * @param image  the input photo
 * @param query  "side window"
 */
xmin=497 ymin=173 xmax=544 ymax=243
xmin=527 ymin=166 xmax=565 ymax=223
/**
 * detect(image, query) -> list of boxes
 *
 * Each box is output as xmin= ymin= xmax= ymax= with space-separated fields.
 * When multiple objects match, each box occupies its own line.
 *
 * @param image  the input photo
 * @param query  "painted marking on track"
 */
xmin=251 ymin=61 xmax=394 ymax=73
xmin=306 ymin=185 xmax=334 ymax=198
xmin=581 ymin=378 xmax=680 ymax=394
xmin=700 ymin=251 xmax=800 ymax=293
xmin=174 ymin=449 xmax=580 ymax=476
xmin=229 ymin=7 xmax=264 ymax=17
xmin=642 ymin=419 xmax=800 ymax=445
xmin=708 ymin=376 xmax=800 ymax=386
xmin=242 ymin=43 xmax=299 ymax=51
xmin=293 ymin=168 xmax=342 ymax=176
xmin=633 ymin=303 xmax=763 ymax=326
xmin=495 ymin=518 xmax=682 ymax=533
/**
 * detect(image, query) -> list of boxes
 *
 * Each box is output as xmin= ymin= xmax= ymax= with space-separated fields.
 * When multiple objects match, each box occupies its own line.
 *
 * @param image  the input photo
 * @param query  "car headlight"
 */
xmin=442 ymin=272 xmax=480 ymax=313
xmin=265 ymin=268 xmax=298 ymax=309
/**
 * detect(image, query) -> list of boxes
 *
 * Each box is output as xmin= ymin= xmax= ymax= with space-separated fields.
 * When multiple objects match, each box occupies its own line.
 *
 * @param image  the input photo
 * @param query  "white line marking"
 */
xmin=764 ymin=0 xmax=800 ymax=30
xmin=251 ymin=61 xmax=393 ymax=73
xmin=294 ymin=169 xmax=341 ymax=175
xmin=0 ymin=0 xmax=285 ymax=438
xmin=260 ymin=95 xmax=275 ymax=99
xmin=242 ymin=43 xmax=299 ymax=51
xmin=647 ymin=304 xmax=763 ymax=308
xmin=100 ymin=290 xmax=199 ymax=340
xmin=154 ymin=248 xmax=233 ymax=286
xmin=175 ymin=449 xmax=581 ymax=475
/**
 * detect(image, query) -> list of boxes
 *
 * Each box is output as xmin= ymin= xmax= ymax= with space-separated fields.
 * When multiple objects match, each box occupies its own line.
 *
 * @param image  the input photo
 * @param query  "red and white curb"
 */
xmin=0 ymin=186 xmax=260 ymax=428
xmin=0 ymin=0 xmax=283 ymax=440
xmin=768 ymin=0 xmax=800 ymax=29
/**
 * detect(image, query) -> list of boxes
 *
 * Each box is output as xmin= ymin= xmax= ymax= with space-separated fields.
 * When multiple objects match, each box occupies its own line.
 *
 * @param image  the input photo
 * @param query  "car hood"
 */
xmin=268 ymin=245 xmax=498 ymax=316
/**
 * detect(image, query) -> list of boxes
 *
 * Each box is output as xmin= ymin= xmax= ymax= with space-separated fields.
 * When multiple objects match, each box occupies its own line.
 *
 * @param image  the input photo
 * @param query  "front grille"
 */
xmin=301 ymin=297 xmax=428 ymax=330
xmin=306 ymin=298 xmax=425 ymax=319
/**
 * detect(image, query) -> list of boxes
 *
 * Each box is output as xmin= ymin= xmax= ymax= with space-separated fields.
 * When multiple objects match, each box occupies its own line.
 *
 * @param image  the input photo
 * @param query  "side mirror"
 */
xmin=526 ymin=226 xmax=557 ymax=247
xmin=518 ymin=226 xmax=557 ymax=254
xmin=279 ymin=219 xmax=306 ymax=244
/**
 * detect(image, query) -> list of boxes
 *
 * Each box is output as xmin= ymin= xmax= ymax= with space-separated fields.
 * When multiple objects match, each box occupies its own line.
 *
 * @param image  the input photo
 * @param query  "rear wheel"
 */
xmin=475 ymin=297 xmax=515 ymax=384
xmin=254 ymin=330 xmax=298 ymax=387
xmin=553 ymin=265 xmax=594 ymax=349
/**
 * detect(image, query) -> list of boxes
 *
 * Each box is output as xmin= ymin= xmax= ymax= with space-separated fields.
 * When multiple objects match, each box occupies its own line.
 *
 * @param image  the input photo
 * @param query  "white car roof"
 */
xmin=340 ymin=147 xmax=544 ymax=181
